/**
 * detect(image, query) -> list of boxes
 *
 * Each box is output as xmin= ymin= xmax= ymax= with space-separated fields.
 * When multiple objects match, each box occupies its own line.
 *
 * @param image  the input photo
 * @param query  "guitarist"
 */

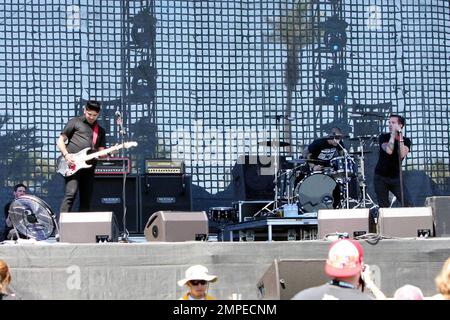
xmin=57 ymin=100 xmax=106 ymax=213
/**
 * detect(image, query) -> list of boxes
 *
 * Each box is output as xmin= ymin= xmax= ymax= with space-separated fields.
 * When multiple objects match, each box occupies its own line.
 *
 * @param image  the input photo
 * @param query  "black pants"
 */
xmin=373 ymin=174 xmax=412 ymax=208
xmin=60 ymin=168 xmax=95 ymax=213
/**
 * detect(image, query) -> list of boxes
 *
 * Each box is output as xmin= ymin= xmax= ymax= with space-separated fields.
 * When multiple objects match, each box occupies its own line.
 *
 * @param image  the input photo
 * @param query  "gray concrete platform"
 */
xmin=0 ymin=237 xmax=449 ymax=299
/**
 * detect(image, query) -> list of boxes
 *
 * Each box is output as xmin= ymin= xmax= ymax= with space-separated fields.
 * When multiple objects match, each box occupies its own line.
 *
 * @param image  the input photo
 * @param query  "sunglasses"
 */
xmin=190 ymin=280 xmax=207 ymax=286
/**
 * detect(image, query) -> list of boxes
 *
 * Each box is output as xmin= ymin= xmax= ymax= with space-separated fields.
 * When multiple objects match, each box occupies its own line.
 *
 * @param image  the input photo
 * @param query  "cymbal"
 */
xmin=258 ymin=140 xmax=291 ymax=147
xmin=348 ymin=135 xmax=377 ymax=141
xmin=326 ymin=134 xmax=350 ymax=139
xmin=303 ymin=158 xmax=328 ymax=164
xmin=348 ymin=150 xmax=372 ymax=155
xmin=287 ymin=159 xmax=306 ymax=165
xmin=349 ymin=111 xmax=385 ymax=118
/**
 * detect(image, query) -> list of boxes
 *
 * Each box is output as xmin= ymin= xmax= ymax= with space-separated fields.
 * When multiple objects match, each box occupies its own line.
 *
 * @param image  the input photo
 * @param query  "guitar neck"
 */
xmin=84 ymin=144 xmax=124 ymax=161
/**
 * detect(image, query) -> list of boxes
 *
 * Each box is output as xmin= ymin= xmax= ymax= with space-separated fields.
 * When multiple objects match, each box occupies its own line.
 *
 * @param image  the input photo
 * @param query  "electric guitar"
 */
xmin=57 ymin=141 xmax=138 ymax=177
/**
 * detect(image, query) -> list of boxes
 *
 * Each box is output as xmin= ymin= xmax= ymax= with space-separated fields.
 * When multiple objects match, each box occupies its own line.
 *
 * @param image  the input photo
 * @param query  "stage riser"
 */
xmin=1 ymin=239 xmax=449 ymax=300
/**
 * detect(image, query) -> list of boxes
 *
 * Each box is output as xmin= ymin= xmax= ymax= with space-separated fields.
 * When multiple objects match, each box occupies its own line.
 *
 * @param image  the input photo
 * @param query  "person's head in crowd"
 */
xmin=435 ymin=257 xmax=450 ymax=300
xmin=325 ymin=239 xmax=365 ymax=286
xmin=13 ymin=183 xmax=27 ymax=199
xmin=0 ymin=260 xmax=19 ymax=300
xmin=393 ymin=284 xmax=424 ymax=300
xmin=0 ymin=260 xmax=12 ymax=295
xmin=178 ymin=265 xmax=218 ymax=300
xmin=291 ymin=238 xmax=375 ymax=300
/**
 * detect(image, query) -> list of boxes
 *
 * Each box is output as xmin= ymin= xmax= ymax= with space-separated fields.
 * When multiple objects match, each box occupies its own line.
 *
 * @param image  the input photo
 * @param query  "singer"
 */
xmin=373 ymin=114 xmax=412 ymax=207
xmin=56 ymin=100 xmax=106 ymax=213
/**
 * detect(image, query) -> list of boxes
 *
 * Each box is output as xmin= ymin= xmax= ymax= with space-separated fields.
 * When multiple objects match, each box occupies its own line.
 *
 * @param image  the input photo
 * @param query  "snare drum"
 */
xmin=208 ymin=207 xmax=238 ymax=223
xmin=330 ymin=156 xmax=358 ymax=179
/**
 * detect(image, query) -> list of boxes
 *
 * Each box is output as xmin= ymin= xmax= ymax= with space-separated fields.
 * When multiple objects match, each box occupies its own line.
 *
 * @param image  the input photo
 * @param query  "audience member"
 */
xmin=393 ymin=284 xmax=424 ymax=300
xmin=434 ymin=257 xmax=450 ymax=300
xmin=0 ymin=259 xmax=19 ymax=300
xmin=291 ymin=239 xmax=376 ymax=300
xmin=178 ymin=265 xmax=217 ymax=300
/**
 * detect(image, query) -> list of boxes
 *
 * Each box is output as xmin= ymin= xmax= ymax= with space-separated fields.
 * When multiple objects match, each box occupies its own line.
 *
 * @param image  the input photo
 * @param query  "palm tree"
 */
xmin=0 ymin=113 xmax=43 ymax=202
xmin=268 ymin=0 xmax=314 ymax=155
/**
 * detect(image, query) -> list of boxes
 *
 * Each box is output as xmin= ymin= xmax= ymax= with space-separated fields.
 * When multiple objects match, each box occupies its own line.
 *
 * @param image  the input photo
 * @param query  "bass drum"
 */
xmin=294 ymin=173 xmax=341 ymax=213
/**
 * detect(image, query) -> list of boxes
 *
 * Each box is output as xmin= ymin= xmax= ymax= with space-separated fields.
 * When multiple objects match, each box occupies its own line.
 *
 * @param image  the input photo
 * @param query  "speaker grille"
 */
xmin=89 ymin=175 xmax=139 ymax=233
xmin=140 ymin=175 xmax=192 ymax=231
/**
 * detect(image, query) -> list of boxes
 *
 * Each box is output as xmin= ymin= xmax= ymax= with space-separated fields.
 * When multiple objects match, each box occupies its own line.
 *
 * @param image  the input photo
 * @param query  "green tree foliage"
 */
xmin=0 ymin=114 xmax=43 ymax=199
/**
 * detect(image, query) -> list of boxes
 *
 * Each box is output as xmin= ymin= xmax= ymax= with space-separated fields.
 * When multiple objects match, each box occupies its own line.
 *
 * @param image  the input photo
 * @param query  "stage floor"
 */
xmin=1 ymin=237 xmax=449 ymax=300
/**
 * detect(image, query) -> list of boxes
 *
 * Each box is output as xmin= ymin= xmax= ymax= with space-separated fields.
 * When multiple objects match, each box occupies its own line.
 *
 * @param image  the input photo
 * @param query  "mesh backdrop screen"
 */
xmin=0 ymin=0 xmax=448 ymax=216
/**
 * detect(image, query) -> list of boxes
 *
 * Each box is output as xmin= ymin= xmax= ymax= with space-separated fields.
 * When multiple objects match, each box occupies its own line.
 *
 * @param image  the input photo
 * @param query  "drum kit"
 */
xmin=255 ymin=132 xmax=377 ymax=217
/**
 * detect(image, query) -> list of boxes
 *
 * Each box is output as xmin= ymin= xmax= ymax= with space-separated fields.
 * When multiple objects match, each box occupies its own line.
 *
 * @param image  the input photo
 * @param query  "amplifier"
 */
xmin=95 ymin=157 xmax=131 ymax=175
xmin=145 ymin=159 xmax=185 ymax=175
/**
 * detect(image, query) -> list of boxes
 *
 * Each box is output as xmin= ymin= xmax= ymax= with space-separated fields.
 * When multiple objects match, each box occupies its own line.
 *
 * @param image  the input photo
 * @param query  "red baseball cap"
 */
xmin=325 ymin=239 xmax=364 ymax=278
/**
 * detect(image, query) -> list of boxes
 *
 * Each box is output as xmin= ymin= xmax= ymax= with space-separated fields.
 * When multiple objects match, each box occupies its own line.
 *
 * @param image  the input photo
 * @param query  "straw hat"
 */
xmin=177 ymin=265 xmax=218 ymax=287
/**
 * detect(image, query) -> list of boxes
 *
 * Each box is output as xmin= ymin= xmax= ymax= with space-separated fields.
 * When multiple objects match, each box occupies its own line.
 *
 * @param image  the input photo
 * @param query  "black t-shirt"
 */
xmin=4 ymin=201 xmax=11 ymax=221
xmin=374 ymin=133 xmax=412 ymax=178
xmin=307 ymin=138 xmax=345 ymax=166
xmin=3 ymin=201 xmax=12 ymax=239
xmin=61 ymin=116 xmax=106 ymax=154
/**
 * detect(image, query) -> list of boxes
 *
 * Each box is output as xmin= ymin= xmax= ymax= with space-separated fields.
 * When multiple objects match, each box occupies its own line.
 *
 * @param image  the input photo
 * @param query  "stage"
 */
xmin=1 ymin=237 xmax=449 ymax=300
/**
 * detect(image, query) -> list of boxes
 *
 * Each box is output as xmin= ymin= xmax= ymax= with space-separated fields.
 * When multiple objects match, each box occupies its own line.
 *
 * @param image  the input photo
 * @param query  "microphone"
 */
xmin=115 ymin=110 xmax=122 ymax=118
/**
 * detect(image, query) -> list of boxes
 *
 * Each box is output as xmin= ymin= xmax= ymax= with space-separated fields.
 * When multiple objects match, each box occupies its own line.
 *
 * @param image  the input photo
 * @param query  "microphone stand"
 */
xmin=397 ymin=131 xmax=405 ymax=206
xmin=334 ymin=139 xmax=352 ymax=209
xmin=116 ymin=113 xmax=129 ymax=242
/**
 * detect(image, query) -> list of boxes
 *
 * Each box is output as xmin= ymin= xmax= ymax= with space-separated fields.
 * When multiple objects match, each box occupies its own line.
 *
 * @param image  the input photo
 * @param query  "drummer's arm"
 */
xmin=302 ymin=147 xmax=310 ymax=159
xmin=302 ymin=147 xmax=315 ymax=169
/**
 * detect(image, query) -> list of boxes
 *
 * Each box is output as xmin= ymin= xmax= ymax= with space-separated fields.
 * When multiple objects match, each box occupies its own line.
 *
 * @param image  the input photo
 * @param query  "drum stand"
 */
xmin=334 ymin=139 xmax=357 ymax=209
xmin=254 ymin=115 xmax=295 ymax=218
xmin=352 ymin=137 xmax=377 ymax=209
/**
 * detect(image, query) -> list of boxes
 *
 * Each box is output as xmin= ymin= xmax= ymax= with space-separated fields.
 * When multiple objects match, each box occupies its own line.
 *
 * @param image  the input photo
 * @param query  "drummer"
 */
xmin=302 ymin=127 xmax=347 ymax=172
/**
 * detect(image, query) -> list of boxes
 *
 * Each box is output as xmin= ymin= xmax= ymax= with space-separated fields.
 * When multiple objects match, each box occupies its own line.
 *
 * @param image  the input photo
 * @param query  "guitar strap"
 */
xmin=92 ymin=122 xmax=99 ymax=148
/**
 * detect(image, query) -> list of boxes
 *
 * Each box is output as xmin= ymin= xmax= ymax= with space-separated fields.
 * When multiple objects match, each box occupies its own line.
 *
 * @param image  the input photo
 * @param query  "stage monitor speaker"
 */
xmin=425 ymin=196 xmax=450 ymax=237
xmin=89 ymin=175 xmax=139 ymax=233
xmin=143 ymin=211 xmax=208 ymax=242
xmin=257 ymin=259 xmax=327 ymax=300
xmin=318 ymin=209 xmax=370 ymax=239
xmin=231 ymin=155 xmax=275 ymax=201
xmin=59 ymin=211 xmax=118 ymax=243
xmin=140 ymin=175 xmax=192 ymax=231
xmin=378 ymin=207 xmax=434 ymax=238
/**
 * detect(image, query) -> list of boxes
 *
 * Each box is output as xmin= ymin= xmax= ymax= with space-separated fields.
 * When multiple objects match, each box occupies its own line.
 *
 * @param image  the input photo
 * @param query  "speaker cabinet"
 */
xmin=378 ymin=207 xmax=434 ymax=238
xmin=140 ymin=175 xmax=192 ymax=231
xmin=59 ymin=211 xmax=117 ymax=243
xmin=425 ymin=196 xmax=450 ymax=237
xmin=143 ymin=211 xmax=208 ymax=242
xmin=318 ymin=209 xmax=370 ymax=239
xmin=89 ymin=175 xmax=139 ymax=233
xmin=257 ymin=259 xmax=328 ymax=300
